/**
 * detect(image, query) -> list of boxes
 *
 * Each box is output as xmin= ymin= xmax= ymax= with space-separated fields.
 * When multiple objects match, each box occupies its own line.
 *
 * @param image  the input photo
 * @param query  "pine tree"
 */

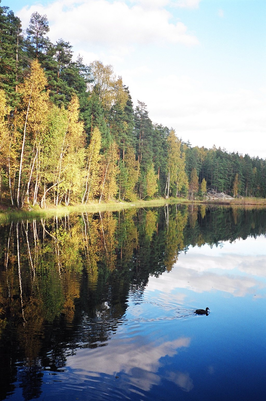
xmin=42 ymin=39 xmax=73 ymax=106
xmin=85 ymin=91 xmax=109 ymax=147
xmin=152 ymin=124 xmax=168 ymax=196
xmin=0 ymin=5 xmax=24 ymax=108
xmin=0 ymin=89 xmax=11 ymax=198
xmin=0 ymin=89 xmax=10 ymax=162
xmin=134 ymin=101 xmax=154 ymax=198
xmin=25 ymin=12 xmax=50 ymax=60
xmin=134 ymin=101 xmax=153 ymax=169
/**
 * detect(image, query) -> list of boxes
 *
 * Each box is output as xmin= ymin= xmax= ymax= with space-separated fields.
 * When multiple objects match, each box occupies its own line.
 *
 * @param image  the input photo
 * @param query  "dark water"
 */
xmin=1 ymin=205 xmax=266 ymax=400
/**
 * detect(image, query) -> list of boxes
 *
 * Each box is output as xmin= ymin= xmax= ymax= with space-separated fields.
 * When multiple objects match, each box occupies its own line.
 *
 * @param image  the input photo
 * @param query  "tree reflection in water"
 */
xmin=1 ymin=205 xmax=266 ymax=400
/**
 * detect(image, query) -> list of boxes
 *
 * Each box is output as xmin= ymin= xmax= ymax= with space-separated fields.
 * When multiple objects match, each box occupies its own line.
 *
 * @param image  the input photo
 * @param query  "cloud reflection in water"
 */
xmin=147 ymin=236 xmax=266 ymax=298
xmin=67 ymin=334 xmax=192 ymax=393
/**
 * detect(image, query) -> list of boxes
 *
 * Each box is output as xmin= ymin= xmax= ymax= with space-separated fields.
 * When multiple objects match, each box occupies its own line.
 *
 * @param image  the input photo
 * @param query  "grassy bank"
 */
xmin=1 ymin=196 xmax=266 ymax=224
xmin=0 ymin=198 xmax=186 ymax=224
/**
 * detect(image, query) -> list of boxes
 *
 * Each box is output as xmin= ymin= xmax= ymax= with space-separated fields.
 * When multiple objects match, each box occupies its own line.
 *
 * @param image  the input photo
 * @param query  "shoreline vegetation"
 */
xmin=1 ymin=197 xmax=266 ymax=224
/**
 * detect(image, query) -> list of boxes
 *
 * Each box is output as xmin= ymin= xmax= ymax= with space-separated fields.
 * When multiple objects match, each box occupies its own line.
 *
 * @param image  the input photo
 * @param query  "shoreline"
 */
xmin=1 ymin=197 xmax=266 ymax=223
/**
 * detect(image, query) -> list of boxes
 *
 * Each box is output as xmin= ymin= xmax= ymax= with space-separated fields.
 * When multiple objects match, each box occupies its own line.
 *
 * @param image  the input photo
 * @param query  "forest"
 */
xmin=1 ymin=3 xmax=266 ymax=208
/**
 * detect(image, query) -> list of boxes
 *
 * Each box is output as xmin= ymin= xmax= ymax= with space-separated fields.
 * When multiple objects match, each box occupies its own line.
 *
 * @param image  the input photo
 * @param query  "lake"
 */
xmin=1 ymin=205 xmax=266 ymax=400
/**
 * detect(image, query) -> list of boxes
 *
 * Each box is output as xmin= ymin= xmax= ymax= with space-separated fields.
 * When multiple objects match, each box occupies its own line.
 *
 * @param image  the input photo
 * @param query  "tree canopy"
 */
xmin=0 ymin=3 xmax=266 ymax=207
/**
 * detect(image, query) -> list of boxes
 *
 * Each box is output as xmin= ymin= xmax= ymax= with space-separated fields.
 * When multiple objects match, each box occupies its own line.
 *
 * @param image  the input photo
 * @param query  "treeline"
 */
xmin=0 ymin=4 xmax=266 ymax=208
xmin=185 ymin=146 xmax=266 ymax=198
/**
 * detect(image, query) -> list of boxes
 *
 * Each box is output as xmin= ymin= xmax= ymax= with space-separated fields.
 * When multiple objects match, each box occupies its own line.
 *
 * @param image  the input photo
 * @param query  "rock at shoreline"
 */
xmin=206 ymin=190 xmax=234 ymax=201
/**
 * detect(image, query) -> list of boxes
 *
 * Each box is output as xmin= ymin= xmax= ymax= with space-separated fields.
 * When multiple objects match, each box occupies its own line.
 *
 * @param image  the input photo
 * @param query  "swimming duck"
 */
xmin=195 ymin=307 xmax=209 ymax=315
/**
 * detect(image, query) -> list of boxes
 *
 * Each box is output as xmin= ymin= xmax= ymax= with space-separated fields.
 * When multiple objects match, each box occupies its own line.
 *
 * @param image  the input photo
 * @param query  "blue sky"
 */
xmin=4 ymin=0 xmax=266 ymax=158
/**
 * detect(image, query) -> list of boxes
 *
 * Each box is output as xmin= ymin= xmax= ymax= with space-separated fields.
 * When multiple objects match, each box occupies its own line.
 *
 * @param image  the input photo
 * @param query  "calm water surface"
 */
xmin=1 ymin=206 xmax=266 ymax=400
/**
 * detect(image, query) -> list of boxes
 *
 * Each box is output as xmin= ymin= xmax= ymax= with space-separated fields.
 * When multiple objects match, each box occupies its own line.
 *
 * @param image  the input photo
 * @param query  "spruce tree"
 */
xmin=0 ymin=5 xmax=24 ymax=108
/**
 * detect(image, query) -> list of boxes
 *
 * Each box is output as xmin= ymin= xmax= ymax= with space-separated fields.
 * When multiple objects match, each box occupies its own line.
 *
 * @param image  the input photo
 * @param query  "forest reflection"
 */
xmin=1 ymin=205 xmax=266 ymax=400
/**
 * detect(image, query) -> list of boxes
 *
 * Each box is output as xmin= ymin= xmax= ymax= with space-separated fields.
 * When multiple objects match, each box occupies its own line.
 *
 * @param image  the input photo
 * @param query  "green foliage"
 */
xmin=152 ymin=124 xmax=169 ymax=194
xmin=134 ymin=101 xmax=153 ymax=172
xmin=0 ymin=4 xmax=24 ymax=108
xmin=0 ymin=2 xmax=265 ymax=208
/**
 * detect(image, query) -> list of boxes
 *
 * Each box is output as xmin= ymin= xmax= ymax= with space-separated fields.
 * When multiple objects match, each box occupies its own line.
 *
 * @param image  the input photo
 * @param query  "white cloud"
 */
xmin=175 ymin=0 xmax=202 ymax=9
xmin=18 ymin=0 xmax=199 ymax=50
xmin=131 ymin=73 xmax=266 ymax=157
xmin=130 ymin=0 xmax=170 ymax=9
xmin=129 ymin=0 xmax=201 ymax=9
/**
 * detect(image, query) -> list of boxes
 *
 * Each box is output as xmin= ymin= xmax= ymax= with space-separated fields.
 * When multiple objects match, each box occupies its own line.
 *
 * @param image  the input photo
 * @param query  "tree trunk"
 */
xmin=8 ymin=156 xmax=14 ymax=206
xmin=99 ymin=160 xmax=110 ymax=203
xmin=17 ymin=87 xmax=32 ymax=207
xmin=82 ymin=157 xmax=92 ymax=204
xmin=25 ymin=145 xmax=38 ymax=205
xmin=33 ymin=173 xmax=39 ymax=206
xmin=56 ymin=130 xmax=67 ymax=206
xmin=165 ymin=170 xmax=170 ymax=199
xmin=41 ymin=181 xmax=63 ymax=208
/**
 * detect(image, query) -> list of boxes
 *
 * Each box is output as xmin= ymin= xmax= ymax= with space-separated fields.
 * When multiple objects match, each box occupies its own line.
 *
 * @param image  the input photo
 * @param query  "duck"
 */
xmin=195 ymin=307 xmax=209 ymax=315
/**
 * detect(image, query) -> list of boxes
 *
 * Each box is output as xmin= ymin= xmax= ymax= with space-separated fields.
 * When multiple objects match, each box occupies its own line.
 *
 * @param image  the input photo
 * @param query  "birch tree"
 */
xmin=146 ymin=163 xmax=158 ymax=198
xmin=165 ymin=130 xmax=188 ymax=198
xmin=82 ymin=126 xmax=102 ymax=203
xmin=40 ymin=104 xmax=68 ymax=207
xmin=58 ymin=94 xmax=85 ymax=205
xmin=99 ymin=141 xmax=119 ymax=202
xmin=90 ymin=61 xmax=128 ymax=112
xmin=17 ymin=59 xmax=49 ymax=207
